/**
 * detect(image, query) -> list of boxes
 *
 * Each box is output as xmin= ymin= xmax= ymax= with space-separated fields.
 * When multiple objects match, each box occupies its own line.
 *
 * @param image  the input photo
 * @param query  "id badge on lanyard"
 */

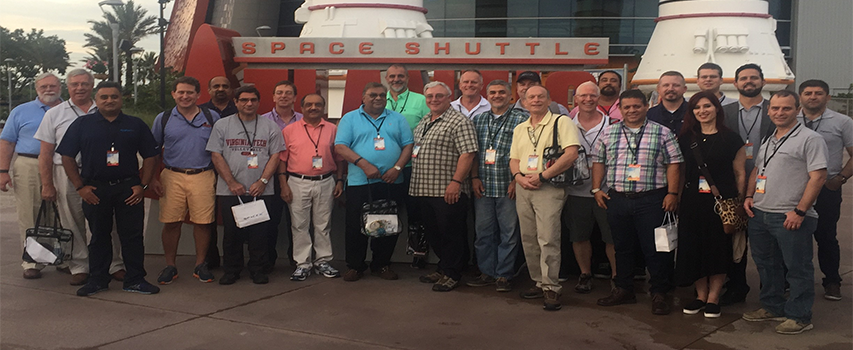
xmin=106 ymin=146 xmax=119 ymax=167
xmin=526 ymin=155 xmax=539 ymax=171
xmin=626 ymin=164 xmax=641 ymax=182
xmin=485 ymin=148 xmax=497 ymax=165
xmin=698 ymin=176 xmax=711 ymax=193
xmin=374 ymin=136 xmax=385 ymax=151
xmin=745 ymin=142 xmax=754 ymax=160
xmin=312 ymin=156 xmax=323 ymax=169
xmin=755 ymin=175 xmax=767 ymax=194
xmin=247 ymin=152 xmax=259 ymax=169
xmin=412 ymin=144 xmax=421 ymax=158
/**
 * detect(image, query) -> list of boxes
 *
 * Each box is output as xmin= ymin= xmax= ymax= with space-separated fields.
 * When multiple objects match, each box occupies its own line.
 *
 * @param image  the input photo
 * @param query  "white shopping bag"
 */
xmin=654 ymin=212 xmax=678 ymax=252
xmin=231 ymin=197 xmax=270 ymax=228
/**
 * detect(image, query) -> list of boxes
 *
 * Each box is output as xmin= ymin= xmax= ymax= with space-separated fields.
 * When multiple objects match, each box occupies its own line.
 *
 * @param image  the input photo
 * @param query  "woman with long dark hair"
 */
xmin=675 ymin=91 xmax=747 ymax=318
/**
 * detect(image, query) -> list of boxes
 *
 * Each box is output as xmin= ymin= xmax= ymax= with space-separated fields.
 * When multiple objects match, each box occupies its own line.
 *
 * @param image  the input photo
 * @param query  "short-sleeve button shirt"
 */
xmin=55 ymin=111 xmax=159 ymax=181
xmin=509 ymin=111 xmax=581 ymax=173
xmin=410 ymin=108 xmax=479 ymax=197
xmin=35 ymin=100 xmax=97 ymax=165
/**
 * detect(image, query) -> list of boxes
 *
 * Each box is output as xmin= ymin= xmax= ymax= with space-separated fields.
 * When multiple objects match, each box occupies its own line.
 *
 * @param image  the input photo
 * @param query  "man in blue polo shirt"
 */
xmin=57 ymin=81 xmax=160 ymax=296
xmin=150 ymin=76 xmax=220 ymax=285
xmin=336 ymin=82 xmax=414 ymax=281
xmin=0 ymin=72 xmax=63 ymax=280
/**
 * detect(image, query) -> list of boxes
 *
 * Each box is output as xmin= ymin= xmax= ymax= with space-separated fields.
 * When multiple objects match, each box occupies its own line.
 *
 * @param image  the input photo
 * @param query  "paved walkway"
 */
xmin=1 ymin=190 xmax=851 ymax=350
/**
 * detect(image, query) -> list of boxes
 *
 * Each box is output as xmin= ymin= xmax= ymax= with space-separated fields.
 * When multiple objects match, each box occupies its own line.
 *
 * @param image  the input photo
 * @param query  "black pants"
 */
xmin=420 ymin=195 xmax=469 ymax=281
xmin=82 ymin=181 xmax=146 ymax=286
xmin=812 ymin=186 xmax=843 ymax=286
xmin=219 ymin=195 xmax=271 ymax=276
xmin=266 ymin=175 xmax=294 ymax=267
xmin=606 ymin=190 xmax=674 ymax=294
xmin=345 ymin=183 xmax=403 ymax=272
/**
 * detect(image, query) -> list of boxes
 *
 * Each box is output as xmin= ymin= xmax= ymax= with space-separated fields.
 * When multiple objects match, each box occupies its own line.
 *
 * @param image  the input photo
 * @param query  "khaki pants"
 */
xmin=515 ymin=184 xmax=566 ymax=293
xmin=288 ymin=176 xmax=335 ymax=269
xmin=14 ymin=156 xmax=45 ymax=270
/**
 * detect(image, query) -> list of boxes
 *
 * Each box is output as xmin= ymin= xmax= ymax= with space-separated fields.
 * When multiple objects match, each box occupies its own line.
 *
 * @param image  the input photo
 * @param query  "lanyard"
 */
xmin=237 ymin=116 xmax=258 ymax=154
xmin=361 ymin=111 xmax=387 ymax=137
xmin=69 ymin=101 xmax=83 ymax=117
xmin=739 ymin=106 xmax=761 ymax=139
xmin=486 ymin=110 xmax=510 ymax=149
xmin=303 ymin=123 xmax=324 ymax=156
xmin=801 ymin=113 xmax=824 ymax=132
xmin=178 ymin=108 xmax=204 ymax=129
xmin=527 ymin=120 xmax=548 ymax=152
xmin=458 ymin=105 xmax=479 ymax=119
xmin=580 ymin=116 xmax=606 ymax=151
xmin=760 ymin=123 xmax=801 ymax=175
xmin=422 ymin=116 xmax=441 ymax=138
xmin=390 ymin=91 xmax=409 ymax=113
xmin=620 ymin=123 xmax=646 ymax=164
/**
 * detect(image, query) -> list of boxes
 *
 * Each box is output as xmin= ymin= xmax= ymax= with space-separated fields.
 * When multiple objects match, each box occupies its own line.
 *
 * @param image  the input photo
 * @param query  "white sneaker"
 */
xmin=314 ymin=262 xmax=340 ymax=278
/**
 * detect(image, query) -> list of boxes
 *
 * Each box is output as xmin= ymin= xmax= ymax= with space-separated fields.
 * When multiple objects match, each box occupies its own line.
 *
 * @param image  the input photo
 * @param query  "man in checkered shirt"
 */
xmin=410 ymin=81 xmax=478 ymax=292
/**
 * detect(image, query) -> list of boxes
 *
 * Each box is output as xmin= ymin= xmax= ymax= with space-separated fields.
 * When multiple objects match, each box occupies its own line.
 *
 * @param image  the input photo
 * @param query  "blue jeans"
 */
xmin=473 ymin=196 xmax=520 ymax=279
xmin=749 ymin=209 xmax=816 ymax=323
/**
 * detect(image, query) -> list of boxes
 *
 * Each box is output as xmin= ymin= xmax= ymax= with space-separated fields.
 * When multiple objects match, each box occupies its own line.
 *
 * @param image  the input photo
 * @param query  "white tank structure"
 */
xmin=294 ymin=0 xmax=434 ymax=38
xmin=633 ymin=0 xmax=794 ymax=96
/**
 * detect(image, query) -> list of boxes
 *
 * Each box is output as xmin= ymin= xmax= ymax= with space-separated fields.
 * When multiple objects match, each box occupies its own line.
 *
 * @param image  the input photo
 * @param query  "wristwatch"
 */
xmin=793 ymin=208 xmax=806 ymax=217
xmin=141 ymin=184 xmax=149 ymax=190
xmin=259 ymin=177 xmax=269 ymax=185
xmin=393 ymin=165 xmax=402 ymax=171
xmin=590 ymin=188 xmax=601 ymax=195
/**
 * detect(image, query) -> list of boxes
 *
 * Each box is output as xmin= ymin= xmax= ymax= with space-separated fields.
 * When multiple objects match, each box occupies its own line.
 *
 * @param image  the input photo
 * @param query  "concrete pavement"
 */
xmin=1 ymin=190 xmax=851 ymax=350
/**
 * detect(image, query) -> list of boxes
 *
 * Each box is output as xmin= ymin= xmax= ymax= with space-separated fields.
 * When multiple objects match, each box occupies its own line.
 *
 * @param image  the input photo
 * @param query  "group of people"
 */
xmin=1 ymin=61 xmax=848 ymax=336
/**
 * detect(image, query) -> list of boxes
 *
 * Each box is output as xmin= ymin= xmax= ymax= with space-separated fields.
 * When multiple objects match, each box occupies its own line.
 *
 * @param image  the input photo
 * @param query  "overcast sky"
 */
xmin=1 ymin=0 xmax=175 ymax=73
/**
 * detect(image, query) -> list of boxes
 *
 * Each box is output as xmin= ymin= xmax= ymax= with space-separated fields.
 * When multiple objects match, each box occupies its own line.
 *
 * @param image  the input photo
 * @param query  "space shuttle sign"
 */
xmin=233 ymin=37 xmax=609 ymax=69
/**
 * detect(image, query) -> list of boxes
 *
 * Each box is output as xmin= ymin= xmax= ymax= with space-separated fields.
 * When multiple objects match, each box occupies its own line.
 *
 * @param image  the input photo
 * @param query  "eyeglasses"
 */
xmin=425 ymin=93 xmax=448 ymax=100
xmin=237 ymin=98 xmax=259 ymax=103
xmin=366 ymin=93 xmax=386 ymax=100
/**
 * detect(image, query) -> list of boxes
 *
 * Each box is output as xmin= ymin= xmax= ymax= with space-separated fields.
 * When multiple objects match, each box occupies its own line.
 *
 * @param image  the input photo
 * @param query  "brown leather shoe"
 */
xmin=22 ymin=269 xmax=42 ymax=279
xmin=111 ymin=270 xmax=126 ymax=282
xmin=371 ymin=266 xmax=399 ymax=280
xmin=343 ymin=269 xmax=363 ymax=282
xmin=70 ymin=273 xmax=89 ymax=286
xmin=597 ymin=287 xmax=636 ymax=306
xmin=651 ymin=293 xmax=671 ymax=315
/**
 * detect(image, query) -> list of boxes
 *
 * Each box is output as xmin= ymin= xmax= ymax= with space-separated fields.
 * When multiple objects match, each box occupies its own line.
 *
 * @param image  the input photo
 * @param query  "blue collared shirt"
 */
xmin=0 ymin=98 xmax=60 ymax=154
xmin=151 ymin=107 xmax=221 ymax=169
xmin=335 ymin=106 xmax=414 ymax=186
xmin=56 ymin=111 xmax=159 ymax=181
xmin=261 ymin=108 xmax=303 ymax=131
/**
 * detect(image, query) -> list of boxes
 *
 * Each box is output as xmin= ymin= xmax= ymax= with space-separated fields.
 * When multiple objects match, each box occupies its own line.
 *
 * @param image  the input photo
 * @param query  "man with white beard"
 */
xmin=0 ymin=72 xmax=64 ymax=279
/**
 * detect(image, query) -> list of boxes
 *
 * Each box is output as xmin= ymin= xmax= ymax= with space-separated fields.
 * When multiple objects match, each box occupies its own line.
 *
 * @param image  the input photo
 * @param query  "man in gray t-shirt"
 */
xmin=206 ymin=86 xmax=285 ymax=285
xmin=743 ymin=91 xmax=827 ymax=335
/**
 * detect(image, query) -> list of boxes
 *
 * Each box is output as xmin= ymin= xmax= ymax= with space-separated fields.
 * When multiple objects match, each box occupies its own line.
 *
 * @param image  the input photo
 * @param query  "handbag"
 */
xmin=654 ymin=212 xmax=678 ymax=252
xmin=23 ymin=201 xmax=73 ymax=265
xmin=690 ymin=141 xmax=748 ymax=234
xmin=361 ymin=184 xmax=401 ymax=238
xmin=230 ymin=196 xmax=270 ymax=228
xmin=542 ymin=115 xmax=580 ymax=187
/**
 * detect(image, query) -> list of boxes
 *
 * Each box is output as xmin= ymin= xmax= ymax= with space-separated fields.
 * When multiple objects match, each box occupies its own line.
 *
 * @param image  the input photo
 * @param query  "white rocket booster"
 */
xmin=633 ymin=0 xmax=795 ymax=94
xmin=295 ymin=0 xmax=434 ymax=38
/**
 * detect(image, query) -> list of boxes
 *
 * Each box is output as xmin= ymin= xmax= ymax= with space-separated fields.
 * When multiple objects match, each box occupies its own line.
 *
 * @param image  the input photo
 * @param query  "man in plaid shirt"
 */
xmin=467 ymin=80 xmax=529 ymax=292
xmin=410 ymin=81 xmax=478 ymax=292
xmin=591 ymin=89 xmax=683 ymax=315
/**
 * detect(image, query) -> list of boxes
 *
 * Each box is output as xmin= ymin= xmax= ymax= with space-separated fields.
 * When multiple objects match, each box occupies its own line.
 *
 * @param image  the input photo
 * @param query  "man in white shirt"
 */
xmin=450 ymin=70 xmax=490 ymax=119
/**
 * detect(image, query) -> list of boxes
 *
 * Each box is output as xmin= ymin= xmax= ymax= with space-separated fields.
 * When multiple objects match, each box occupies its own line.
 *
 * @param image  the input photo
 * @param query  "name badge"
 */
xmin=626 ymin=164 xmax=641 ymax=182
xmin=247 ymin=153 xmax=259 ymax=169
xmin=412 ymin=144 xmax=421 ymax=158
xmin=106 ymin=150 xmax=119 ymax=167
xmin=484 ymin=148 xmax=497 ymax=165
xmin=698 ymin=176 xmax=711 ymax=193
xmin=312 ymin=156 xmax=323 ymax=169
xmin=745 ymin=142 xmax=754 ymax=160
xmin=755 ymin=175 xmax=767 ymax=194
xmin=374 ymin=137 xmax=386 ymax=151
xmin=526 ymin=155 xmax=539 ymax=171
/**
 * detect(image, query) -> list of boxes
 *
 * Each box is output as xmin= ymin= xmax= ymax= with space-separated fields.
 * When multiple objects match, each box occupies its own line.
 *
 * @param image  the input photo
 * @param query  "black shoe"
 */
xmin=411 ymin=257 xmax=427 ymax=269
xmin=252 ymin=273 xmax=269 ymax=284
xmin=597 ymin=288 xmax=636 ymax=306
xmin=219 ymin=273 xmax=240 ymax=285
xmin=703 ymin=303 xmax=721 ymax=318
xmin=683 ymin=299 xmax=706 ymax=315
xmin=76 ymin=283 xmax=108 ymax=297
xmin=123 ymin=281 xmax=160 ymax=295
xmin=651 ymin=293 xmax=670 ymax=315
xmin=719 ymin=291 xmax=747 ymax=306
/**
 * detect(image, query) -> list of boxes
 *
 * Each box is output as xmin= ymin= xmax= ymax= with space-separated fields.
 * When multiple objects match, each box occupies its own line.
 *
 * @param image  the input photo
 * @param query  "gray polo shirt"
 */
xmin=798 ymin=109 xmax=853 ymax=177
xmin=753 ymin=122 xmax=827 ymax=218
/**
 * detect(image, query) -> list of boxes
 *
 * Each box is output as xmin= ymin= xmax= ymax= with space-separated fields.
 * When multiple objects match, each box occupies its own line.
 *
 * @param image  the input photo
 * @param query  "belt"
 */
xmin=86 ymin=176 xmax=139 ymax=187
xmin=287 ymin=172 xmax=334 ymax=181
xmin=609 ymin=187 xmax=666 ymax=199
xmin=16 ymin=153 xmax=38 ymax=159
xmin=165 ymin=165 xmax=214 ymax=175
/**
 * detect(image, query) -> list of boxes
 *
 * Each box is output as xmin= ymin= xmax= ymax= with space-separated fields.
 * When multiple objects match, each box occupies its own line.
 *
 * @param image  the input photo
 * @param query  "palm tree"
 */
xmin=84 ymin=0 xmax=157 ymax=87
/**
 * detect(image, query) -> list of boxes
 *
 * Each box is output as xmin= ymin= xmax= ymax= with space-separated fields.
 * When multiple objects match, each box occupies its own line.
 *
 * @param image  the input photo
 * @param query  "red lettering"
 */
xmin=405 ymin=42 xmax=420 ymax=54
xmin=242 ymin=42 xmax=256 ymax=54
xmin=435 ymin=42 xmax=450 ymax=55
xmin=271 ymin=42 xmax=285 ymax=54
xmin=495 ymin=42 xmax=509 ymax=55
xmin=359 ymin=42 xmax=374 ymax=54
xmin=585 ymin=43 xmax=600 ymax=55
xmin=300 ymin=42 xmax=315 ymax=54
xmin=329 ymin=42 xmax=344 ymax=54
xmin=555 ymin=43 xmax=568 ymax=55
xmin=465 ymin=42 xmax=481 ymax=55
xmin=526 ymin=42 xmax=540 ymax=55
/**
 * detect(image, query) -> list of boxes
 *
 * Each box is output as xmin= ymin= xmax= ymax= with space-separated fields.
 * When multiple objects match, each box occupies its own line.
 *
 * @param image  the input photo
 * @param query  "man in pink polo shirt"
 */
xmin=277 ymin=93 xmax=345 ymax=281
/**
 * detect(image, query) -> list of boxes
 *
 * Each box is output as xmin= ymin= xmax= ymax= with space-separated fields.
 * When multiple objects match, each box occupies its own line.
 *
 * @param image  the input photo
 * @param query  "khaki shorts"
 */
xmin=159 ymin=168 xmax=216 ymax=224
